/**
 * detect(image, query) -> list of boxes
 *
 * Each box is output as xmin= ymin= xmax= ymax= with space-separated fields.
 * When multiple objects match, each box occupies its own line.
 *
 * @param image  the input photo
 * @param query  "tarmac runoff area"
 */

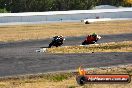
xmin=0 ymin=33 xmax=131 ymax=77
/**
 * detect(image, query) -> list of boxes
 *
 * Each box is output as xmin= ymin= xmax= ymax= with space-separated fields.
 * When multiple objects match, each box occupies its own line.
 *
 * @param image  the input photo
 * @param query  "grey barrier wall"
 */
xmin=0 ymin=9 xmax=132 ymax=23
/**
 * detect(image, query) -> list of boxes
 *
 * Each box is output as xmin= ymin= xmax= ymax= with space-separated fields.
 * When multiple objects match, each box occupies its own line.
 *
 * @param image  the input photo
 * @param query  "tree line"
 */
xmin=0 ymin=0 xmax=132 ymax=13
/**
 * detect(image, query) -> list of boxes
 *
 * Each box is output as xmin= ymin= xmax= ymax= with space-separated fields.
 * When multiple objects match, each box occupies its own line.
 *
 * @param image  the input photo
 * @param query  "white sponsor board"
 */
xmin=84 ymin=18 xmax=132 ymax=23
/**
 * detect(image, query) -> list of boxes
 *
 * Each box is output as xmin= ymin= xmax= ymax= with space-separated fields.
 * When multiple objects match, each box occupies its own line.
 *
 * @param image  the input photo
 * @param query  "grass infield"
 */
xmin=47 ymin=41 xmax=132 ymax=53
xmin=0 ymin=20 xmax=132 ymax=42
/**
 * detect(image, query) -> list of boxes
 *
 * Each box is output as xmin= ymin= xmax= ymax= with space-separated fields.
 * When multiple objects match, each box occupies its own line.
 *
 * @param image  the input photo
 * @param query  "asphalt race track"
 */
xmin=0 ymin=33 xmax=132 ymax=77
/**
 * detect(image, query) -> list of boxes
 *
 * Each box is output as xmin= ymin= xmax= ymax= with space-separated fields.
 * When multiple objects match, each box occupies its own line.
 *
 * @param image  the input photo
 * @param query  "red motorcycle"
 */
xmin=82 ymin=35 xmax=101 ymax=45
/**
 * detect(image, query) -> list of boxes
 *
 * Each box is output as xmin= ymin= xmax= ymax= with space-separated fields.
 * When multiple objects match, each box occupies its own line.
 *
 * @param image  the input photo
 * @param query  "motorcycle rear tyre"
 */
xmin=82 ymin=41 xmax=87 ymax=45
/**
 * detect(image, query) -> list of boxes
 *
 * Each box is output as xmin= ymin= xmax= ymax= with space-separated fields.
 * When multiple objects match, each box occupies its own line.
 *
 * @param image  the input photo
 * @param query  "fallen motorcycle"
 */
xmin=82 ymin=35 xmax=101 ymax=45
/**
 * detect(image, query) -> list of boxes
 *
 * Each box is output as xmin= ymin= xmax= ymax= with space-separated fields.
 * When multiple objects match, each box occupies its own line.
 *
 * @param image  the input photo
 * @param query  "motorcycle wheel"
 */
xmin=48 ymin=42 xmax=54 ymax=48
xmin=82 ymin=41 xmax=87 ymax=45
xmin=55 ymin=42 xmax=63 ymax=47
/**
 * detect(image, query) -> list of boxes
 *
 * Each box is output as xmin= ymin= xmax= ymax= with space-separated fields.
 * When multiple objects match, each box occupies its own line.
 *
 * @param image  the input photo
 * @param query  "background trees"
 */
xmin=0 ymin=0 xmax=131 ymax=13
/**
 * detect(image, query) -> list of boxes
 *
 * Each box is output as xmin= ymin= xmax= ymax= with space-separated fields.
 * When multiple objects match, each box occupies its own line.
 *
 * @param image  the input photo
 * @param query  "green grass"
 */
xmin=68 ymin=85 xmax=76 ymax=88
xmin=47 ymin=73 xmax=73 ymax=82
xmin=0 ymin=73 xmax=74 ymax=83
